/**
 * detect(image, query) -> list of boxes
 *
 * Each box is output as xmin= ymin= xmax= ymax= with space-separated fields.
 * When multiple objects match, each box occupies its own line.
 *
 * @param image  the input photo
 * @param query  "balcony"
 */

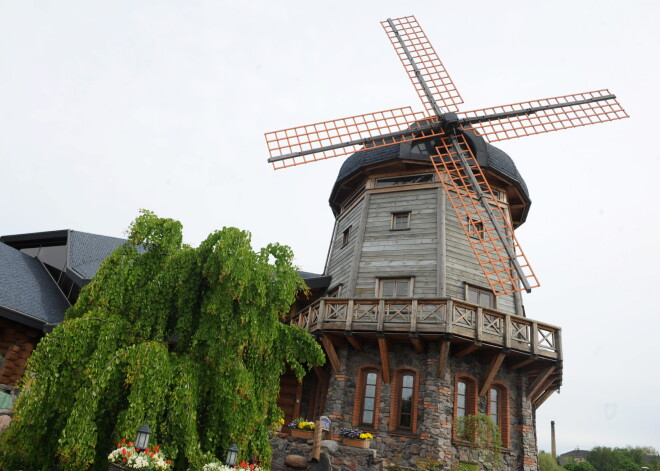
xmin=291 ymin=297 xmax=561 ymax=361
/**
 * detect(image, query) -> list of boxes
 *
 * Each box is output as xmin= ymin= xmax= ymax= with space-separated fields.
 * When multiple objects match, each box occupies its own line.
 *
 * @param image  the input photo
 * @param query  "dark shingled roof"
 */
xmin=0 ymin=242 xmax=69 ymax=327
xmin=334 ymin=140 xmax=530 ymax=201
xmin=67 ymin=231 xmax=127 ymax=281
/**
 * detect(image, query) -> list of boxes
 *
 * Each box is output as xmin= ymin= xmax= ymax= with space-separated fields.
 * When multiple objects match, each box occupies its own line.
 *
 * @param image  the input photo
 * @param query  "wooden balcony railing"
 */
xmin=290 ymin=298 xmax=561 ymax=361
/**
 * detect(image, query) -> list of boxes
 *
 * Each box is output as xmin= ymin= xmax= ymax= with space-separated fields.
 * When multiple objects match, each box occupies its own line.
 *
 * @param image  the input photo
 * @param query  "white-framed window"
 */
xmin=377 ymin=278 xmax=413 ymax=297
xmin=466 ymin=284 xmax=495 ymax=309
xmin=391 ymin=211 xmax=411 ymax=230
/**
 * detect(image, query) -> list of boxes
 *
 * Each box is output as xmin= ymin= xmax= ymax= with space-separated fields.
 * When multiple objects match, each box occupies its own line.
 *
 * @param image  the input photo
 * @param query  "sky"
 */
xmin=1 ymin=0 xmax=659 ymax=457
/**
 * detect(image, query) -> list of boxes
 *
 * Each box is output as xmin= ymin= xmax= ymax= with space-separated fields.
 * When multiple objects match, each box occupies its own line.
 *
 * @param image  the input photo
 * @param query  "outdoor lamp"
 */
xmin=226 ymin=443 xmax=239 ymax=466
xmin=135 ymin=423 xmax=151 ymax=452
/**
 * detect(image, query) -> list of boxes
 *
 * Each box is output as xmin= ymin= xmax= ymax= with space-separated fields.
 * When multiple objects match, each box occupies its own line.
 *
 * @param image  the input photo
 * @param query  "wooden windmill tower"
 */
xmin=266 ymin=16 xmax=627 ymax=471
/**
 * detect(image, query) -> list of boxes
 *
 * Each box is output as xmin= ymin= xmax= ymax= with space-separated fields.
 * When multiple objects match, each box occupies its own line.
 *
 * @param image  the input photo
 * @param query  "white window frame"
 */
xmin=391 ymin=211 xmax=411 ymax=231
xmin=376 ymin=277 xmax=414 ymax=298
xmin=465 ymin=284 xmax=496 ymax=309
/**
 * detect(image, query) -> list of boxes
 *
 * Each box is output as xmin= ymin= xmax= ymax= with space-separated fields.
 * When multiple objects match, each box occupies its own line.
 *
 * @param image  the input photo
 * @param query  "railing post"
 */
xmin=305 ymin=306 xmax=312 ymax=330
xmin=504 ymin=314 xmax=511 ymax=349
xmin=377 ymin=299 xmax=385 ymax=333
xmin=317 ymin=300 xmax=326 ymax=331
xmin=555 ymin=328 xmax=562 ymax=362
xmin=445 ymin=299 xmax=453 ymax=335
xmin=531 ymin=321 xmax=538 ymax=355
xmin=346 ymin=300 xmax=354 ymax=332
xmin=476 ymin=307 xmax=483 ymax=342
xmin=410 ymin=300 xmax=418 ymax=333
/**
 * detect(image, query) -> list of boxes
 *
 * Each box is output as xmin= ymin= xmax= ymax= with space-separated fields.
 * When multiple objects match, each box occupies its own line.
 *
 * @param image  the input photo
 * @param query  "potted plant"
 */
xmin=108 ymin=438 xmax=172 ymax=470
xmin=339 ymin=427 xmax=373 ymax=448
xmin=288 ymin=418 xmax=316 ymax=439
xmin=202 ymin=460 xmax=264 ymax=470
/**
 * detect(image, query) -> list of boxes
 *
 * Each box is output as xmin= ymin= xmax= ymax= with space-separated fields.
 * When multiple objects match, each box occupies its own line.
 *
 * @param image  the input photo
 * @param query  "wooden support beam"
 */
xmin=293 ymin=382 xmax=302 ymax=419
xmin=527 ymin=366 xmax=556 ymax=400
xmin=509 ymin=357 xmax=536 ymax=370
xmin=454 ymin=342 xmax=480 ymax=359
xmin=312 ymin=366 xmax=326 ymax=382
xmin=321 ymin=336 xmax=341 ymax=374
xmin=530 ymin=375 xmax=557 ymax=404
xmin=409 ymin=334 xmax=425 ymax=353
xmin=378 ymin=337 xmax=391 ymax=384
xmin=533 ymin=388 xmax=557 ymax=408
xmin=479 ymin=352 xmax=506 ymax=397
xmin=437 ymin=339 xmax=451 ymax=378
xmin=346 ymin=335 xmax=363 ymax=351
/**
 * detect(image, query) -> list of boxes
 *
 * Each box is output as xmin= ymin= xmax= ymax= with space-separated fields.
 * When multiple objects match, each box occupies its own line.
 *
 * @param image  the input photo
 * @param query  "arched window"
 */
xmin=389 ymin=368 xmax=420 ymax=434
xmin=453 ymin=375 xmax=478 ymax=440
xmin=487 ymin=383 xmax=510 ymax=448
xmin=352 ymin=366 xmax=381 ymax=429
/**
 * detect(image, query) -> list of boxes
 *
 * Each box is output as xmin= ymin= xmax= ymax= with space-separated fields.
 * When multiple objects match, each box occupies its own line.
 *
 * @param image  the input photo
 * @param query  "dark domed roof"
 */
xmin=334 ymin=139 xmax=529 ymax=201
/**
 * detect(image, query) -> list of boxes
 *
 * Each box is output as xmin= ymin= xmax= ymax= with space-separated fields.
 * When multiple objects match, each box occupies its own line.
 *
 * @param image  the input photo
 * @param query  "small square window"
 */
xmin=342 ymin=226 xmax=351 ymax=246
xmin=391 ymin=212 xmax=411 ymax=230
xmin=466 ymin=218 xmax=485 ymax=240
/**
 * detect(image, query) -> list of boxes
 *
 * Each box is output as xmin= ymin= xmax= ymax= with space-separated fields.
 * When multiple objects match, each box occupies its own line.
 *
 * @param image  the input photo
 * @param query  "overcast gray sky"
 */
xmin=1 ymin=0 xmax=658 ymax=456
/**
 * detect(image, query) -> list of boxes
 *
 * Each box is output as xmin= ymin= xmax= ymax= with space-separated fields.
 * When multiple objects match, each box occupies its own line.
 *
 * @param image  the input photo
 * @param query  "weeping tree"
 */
xmin=0 ymin=211 xmax=325 ymax=471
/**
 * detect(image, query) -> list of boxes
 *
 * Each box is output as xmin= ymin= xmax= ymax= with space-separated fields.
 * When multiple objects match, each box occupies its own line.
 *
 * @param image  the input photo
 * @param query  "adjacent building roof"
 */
xmin=0 ymin=230 xmax=127 ymax=330
xmin=0 ymin=242 xmax=70 ymax=329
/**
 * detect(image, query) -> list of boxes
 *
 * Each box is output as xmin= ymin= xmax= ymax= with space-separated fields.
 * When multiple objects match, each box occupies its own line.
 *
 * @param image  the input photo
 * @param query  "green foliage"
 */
xmin=539 ymin=451 xmax=564 ymax=471
xmin=0 ymin=211 xmax=325 ymax=471
xmin=564 ymin=461 xmax=596 ymax=471
xmin=587 ymin=446 xmax=659 ymax=471
xmin=456 ymin=414 xmax=504 ymax=470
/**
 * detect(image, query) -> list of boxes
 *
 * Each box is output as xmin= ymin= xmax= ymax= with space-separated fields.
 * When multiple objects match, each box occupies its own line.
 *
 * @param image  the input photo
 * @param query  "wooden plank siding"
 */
xmin=444 ymin=201 xmax=518 ymax=315
xmin=325 ymin=198 xmax=365 ymax=293
xmin=355 ymin=189 xmax=439 ymax=297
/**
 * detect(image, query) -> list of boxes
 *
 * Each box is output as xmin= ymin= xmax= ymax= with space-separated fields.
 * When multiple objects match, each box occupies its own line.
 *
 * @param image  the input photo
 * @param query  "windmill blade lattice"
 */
xmin=381 ymin=16 xmax=463 ymax=115
xmin=266 ymin=107 xmax=439 ymax=169
xmin=430 ymin=133 xmax=540 ymax=295
xmin=458 ymin=90 xmax=628 ymax=142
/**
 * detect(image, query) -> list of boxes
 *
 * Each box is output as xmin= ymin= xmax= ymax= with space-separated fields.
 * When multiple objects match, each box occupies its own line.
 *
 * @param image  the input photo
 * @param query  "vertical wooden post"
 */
xmin=317 ymin=300 xmax=326 ymax=330
xmin=445 ymin=300 xmax=453 ymax=335
xmin=531 ymin=321 xmax=538 ymax=355
xmin=346 ymin=300 xmax=354 ymax=332
xmin=311 ymin=420 xmax=322 ymax=462
xmin=504 ymin=314 xmax=511 ymax=350
xmin=476 ymin=307 xmax=483 ymax=342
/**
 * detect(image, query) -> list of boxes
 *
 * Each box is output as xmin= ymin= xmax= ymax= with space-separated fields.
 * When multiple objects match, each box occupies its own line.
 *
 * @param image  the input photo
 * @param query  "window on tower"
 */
xmin=391 ymin=211 xmax=411 ymax=230
xmin=466 ymin=285 xmax=495 ymax=309
xmin=378 ymin=278 xmax=412 ymax=297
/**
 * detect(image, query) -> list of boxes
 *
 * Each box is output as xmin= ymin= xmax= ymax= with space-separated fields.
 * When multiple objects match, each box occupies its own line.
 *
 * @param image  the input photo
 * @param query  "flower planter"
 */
xmin=109 ymin=463 xmax=129 ymax=471
xmin=341 ymin=437 xmax=371 ymax=448
xmin=290 ymin=428 xmax=315 ymax=439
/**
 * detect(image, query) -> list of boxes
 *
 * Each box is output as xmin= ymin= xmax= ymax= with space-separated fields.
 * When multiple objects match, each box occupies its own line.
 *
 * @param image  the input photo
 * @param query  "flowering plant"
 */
xmin=108 ymin=438 xmax=172 ymax=470
xmin=288 ymin=418 xmax=315 ymax=431
xmin=339 ymin=427 xmax=373 ymax=440
xmin=202 ymin=460 xmax=263 ymax=470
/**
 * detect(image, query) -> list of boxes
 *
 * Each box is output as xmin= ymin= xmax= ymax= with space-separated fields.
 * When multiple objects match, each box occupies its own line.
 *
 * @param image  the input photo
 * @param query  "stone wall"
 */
xmin=321 ymin=340 xmax=538 ymax=471
xmin=271 ymin=435 xmax=383 ymax=471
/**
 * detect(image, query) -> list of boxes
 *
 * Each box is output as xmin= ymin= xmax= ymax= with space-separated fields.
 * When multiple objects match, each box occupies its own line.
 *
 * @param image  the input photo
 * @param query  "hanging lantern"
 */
xmin=226 ymin=443 xmax=239 ymax=466
xmin=135 ymin=424 xmax=151 ymax=452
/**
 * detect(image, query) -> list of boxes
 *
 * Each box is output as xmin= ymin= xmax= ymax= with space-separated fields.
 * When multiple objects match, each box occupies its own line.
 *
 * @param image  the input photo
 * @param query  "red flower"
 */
xmin=117 ymin=442 xmax=120 ymax=448
xmin=122 ymin=449 xmax=127 ymax=456
xmin=167 ymin=460 xmax=171 ymax=464
xmin=122 ymin=438 xmax=127 ymax=443
xmin=150 ymin=453 xmax=155 ymax=458
xmin=154 ymin=445 xmax=160 ymax=451
xmin=128 ymin=442 xmax=134 ymax=447
xmin=122 ymin=458 xmax=127 ymax=463
xmin=127 ymin=453 xmax=131 ymax=457
xmin=145 ymin=447 xmax=150 ymax=453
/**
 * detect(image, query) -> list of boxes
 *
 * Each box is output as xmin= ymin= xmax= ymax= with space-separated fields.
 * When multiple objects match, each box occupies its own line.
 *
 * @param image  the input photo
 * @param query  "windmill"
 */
xmin=264 ymin=15 xmax=628 ymax=296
